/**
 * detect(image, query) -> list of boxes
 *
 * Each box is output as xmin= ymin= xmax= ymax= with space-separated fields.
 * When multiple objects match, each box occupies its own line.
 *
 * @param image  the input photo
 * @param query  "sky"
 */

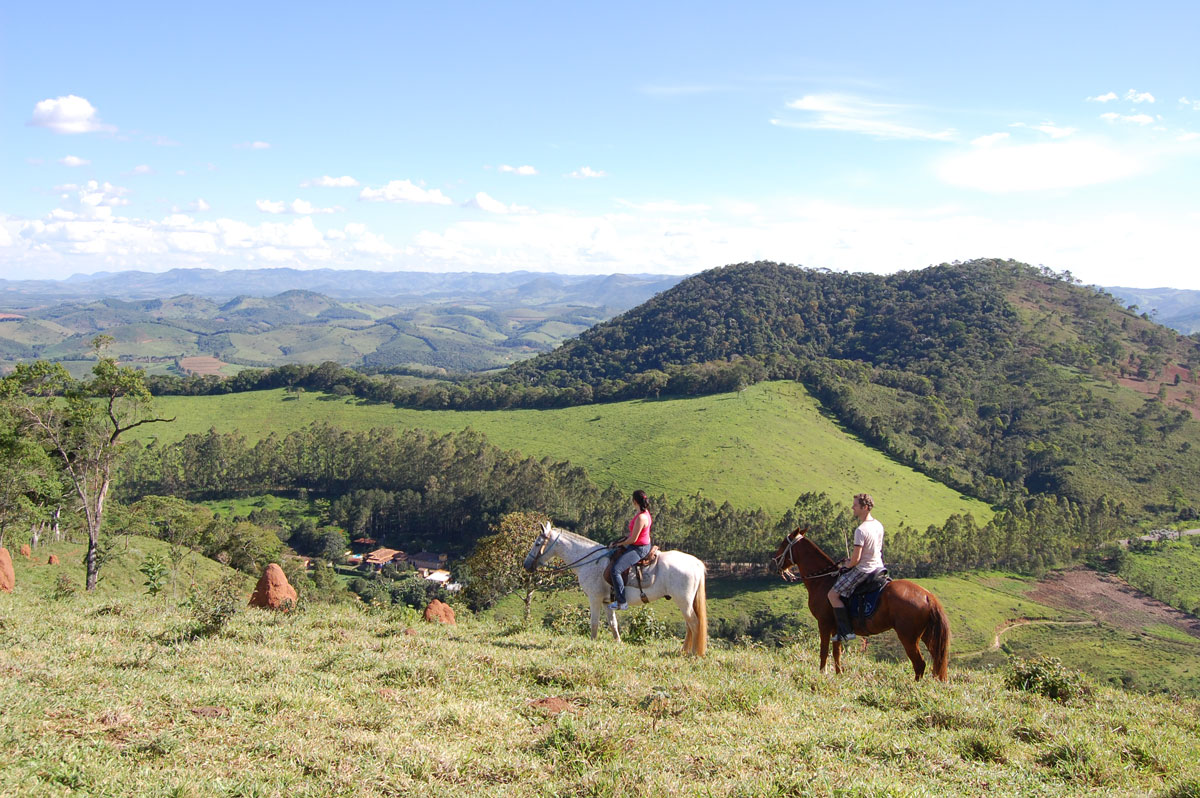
xmin=2 ymin=1 xmax=1199 ymax=287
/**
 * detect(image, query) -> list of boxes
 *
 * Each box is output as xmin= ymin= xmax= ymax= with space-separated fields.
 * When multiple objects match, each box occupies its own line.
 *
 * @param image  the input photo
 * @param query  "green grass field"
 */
xmin=1118 ymin=538 xmax=1200 ymax=616
xmin=3 ymin=545 xmax=1199 ymax=796
xmin=142 ymin=382 xmax=993 ymax=529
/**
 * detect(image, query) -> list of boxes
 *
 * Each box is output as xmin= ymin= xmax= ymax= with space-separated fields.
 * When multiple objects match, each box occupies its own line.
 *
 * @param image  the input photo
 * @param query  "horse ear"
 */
xmin=793 ymin=526 xmax=808 ymax=539
xmin=542 ymin=520 xmax=552 ymax=534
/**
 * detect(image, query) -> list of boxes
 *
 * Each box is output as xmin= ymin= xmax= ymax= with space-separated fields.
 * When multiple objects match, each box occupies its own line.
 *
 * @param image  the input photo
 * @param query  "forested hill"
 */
xmin=502 ymin=259 xmax=1200 ymax=517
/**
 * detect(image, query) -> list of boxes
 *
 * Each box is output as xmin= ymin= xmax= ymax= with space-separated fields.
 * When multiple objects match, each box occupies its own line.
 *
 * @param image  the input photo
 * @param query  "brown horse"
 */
xmin=771 ymin=527 xmax=950 ymax=681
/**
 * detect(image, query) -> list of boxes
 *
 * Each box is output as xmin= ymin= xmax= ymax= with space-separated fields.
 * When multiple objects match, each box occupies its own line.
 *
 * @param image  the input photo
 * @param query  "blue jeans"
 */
xmin=610 ymin=544 xmax=652 ymax=604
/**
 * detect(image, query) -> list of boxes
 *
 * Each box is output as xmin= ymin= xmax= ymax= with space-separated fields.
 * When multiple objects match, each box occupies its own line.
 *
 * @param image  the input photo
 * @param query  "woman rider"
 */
xmin=608 ymin=490 xmax=653 ymax=611
xmin=828 ymin=493 xmax=885 ymax=642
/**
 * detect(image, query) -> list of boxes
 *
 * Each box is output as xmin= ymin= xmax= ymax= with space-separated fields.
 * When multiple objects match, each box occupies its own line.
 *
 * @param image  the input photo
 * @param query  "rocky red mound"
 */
xmin=19 ymin=544 xmax=31 ymax=559
xmin=423 ymin=599 xmax=456 ymax=625
xmin=248 ymin=563 xmax=297 ymax=610
xmin=47 ymin=554 xmax=59 ymax=565
xmin=0 ymin=548 xmax=13 ymax=593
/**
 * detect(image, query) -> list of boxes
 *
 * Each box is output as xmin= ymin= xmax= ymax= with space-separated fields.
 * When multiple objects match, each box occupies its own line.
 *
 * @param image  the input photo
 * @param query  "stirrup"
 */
xmin=608 ymin=601 xmax=629 ymax=611
xmin=835 ymin=631 xmax=856 ymax=643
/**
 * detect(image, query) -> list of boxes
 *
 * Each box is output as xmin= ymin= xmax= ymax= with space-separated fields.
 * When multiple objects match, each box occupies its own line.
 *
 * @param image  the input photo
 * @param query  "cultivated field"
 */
xmin=142 ymin=382 xmax=993 ymax=529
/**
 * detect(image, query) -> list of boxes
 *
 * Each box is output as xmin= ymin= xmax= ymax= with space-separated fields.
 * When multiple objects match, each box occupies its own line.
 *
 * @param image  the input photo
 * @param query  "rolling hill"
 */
xmin=141 ymin=381 xmax=992 ymax=530
xmin=495 ymin=259 xmax=1200 ymax=518
xmin=0 ymin=272 xmax=682 ymax=374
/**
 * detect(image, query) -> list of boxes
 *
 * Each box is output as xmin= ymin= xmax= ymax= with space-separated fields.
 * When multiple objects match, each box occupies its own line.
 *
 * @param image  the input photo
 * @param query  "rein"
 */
xmin=531 ymin=530 xmax=612 ymax=573
xmin=773 ymin=535 xmax=841 ymax=582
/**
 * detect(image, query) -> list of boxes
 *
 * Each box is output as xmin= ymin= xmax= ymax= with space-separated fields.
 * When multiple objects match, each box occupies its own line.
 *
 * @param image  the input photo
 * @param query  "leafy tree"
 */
xmin=461 ymin=510 xmax=571 ymax=620
xmin=1 ymin=342 xmax=173 ymax=589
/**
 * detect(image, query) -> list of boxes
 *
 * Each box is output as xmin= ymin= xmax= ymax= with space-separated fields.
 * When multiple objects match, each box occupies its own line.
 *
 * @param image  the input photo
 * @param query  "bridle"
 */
xmin=772 ymin=533 xmax=842 ymax=583
xmin=528 ymin=527 xmax=612 ymax=573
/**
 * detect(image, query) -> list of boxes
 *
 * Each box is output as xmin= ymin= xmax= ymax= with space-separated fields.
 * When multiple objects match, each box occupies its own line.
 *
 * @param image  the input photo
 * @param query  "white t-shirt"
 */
xmin=853 ymin=518 xmax=885 ymax=573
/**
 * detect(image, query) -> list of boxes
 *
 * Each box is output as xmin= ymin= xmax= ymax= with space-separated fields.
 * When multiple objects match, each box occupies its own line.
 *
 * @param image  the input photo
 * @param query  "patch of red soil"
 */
xmin=179 ymin=356 xmax=227 ymax=376
xmin=1027 ymin=567 xmax=1200 ymax=639
xmin=528 ymin=697 xmax=575 ymax=716
xmin=190 ymin=706 xmax=228 ymax=718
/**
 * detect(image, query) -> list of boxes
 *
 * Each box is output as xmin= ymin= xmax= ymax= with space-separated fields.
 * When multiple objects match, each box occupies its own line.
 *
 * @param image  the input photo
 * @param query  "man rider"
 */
xmin=827 ymin=493 xmax=885 ymax=643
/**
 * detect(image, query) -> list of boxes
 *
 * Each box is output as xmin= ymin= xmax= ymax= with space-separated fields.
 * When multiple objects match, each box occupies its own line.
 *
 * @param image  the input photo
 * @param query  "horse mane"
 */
xmin=795 ymin=534 xmax=837 ymax=570
xmin=549 ymin=525 xmax=601 ymax=548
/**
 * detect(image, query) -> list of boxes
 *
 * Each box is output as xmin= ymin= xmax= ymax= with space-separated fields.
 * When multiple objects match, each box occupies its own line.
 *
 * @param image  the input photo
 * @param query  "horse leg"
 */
xmin=608 ymin=605 xmax=621 ymax=642
xmin=899 ymin=631 xmax=927 ymax=681
xmin=819 ymin=627 xmax=831 ymax=673
xmin=832 ymin=638 xmax=843 ymax=674
xmin=588 ymin=596 xmax=606 ymax=640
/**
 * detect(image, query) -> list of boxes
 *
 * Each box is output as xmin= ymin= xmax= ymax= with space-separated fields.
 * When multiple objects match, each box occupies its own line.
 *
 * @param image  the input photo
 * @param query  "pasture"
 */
xmin=142 ymin=381 xmax=993 ymax=528
xmin=2 ymin=548 xmax=1199 ymax=797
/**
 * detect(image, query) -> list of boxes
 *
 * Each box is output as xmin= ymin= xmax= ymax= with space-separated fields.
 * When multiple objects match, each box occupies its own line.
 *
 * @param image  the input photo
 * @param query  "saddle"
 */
xmin=845 ymin=569 xmax=891 ymax=621
xmin=602 ymin=546 xmax=661 ymax=604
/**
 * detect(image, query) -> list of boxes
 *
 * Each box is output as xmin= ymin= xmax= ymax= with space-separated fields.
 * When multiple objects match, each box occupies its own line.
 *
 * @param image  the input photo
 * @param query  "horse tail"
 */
xmin=691 ymin=568 xmax=708 ymax=657
xmin=924 ymin=594 xmax=951 ymax=682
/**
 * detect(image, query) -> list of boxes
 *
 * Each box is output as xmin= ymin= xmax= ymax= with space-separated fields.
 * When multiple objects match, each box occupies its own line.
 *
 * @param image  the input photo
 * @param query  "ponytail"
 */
xmin=632 ymin=489 xmax=650 ymax=513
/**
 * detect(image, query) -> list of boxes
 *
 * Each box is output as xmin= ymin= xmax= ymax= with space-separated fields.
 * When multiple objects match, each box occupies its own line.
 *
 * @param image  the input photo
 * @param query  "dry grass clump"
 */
xmin=1 ymin=582 xmax=1198 ymax=797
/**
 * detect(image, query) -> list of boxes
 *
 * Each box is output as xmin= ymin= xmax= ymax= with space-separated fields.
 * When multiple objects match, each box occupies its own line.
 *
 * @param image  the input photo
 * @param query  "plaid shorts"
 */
xmin=833 ymin=567 xmax=874 ymax=597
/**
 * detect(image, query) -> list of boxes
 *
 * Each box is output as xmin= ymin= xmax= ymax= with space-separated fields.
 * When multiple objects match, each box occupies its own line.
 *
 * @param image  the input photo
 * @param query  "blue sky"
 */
xmin=3 ymin=1 xmax=1199 ymax=287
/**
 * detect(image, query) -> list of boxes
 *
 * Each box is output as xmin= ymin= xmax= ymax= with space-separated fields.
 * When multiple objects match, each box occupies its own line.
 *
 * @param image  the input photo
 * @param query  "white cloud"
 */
xmin=1125 ymin=89 xmax=1155 ymax=103
xmin=188 ymin=198 xmax=211 ymax=212
xmin=971 ymin=132 xmax=1010 ymax=147
xmin=131 ymin=164 xmax=154 ymax=175
xmin=359 ymin=179 xmax=453 ymax=205
xmin=937 ymin=138 xmax=1144 ymax=192
xmin=29 ymin=95 xmax=113 ymax=134
xmin=615 ymin=199 xmax=712 ymax=213
xmin=1180 ymin=97 xmax=1200 ymax=111
xmin=257 ymin=198 xmax=338 ymax=215
xmin=777 ymin=94 xmax=956 ymax=141
xmin=1086 ymin=92 xmax=1119 ymax=103
xmin=463 ymin=192 xmax=533 ymax=215
xmin=1100 ymin=112 xmax=1155 ymax=125
xmin=1009 ymin=122 xmax=1077 ymax=139
xmin=58 ymin=155 xmax=90 ymax=167
xmin=1179 ymin=132 xmax=1200 ymax=142
xmin=235 ymin=141 xmax=271 ymax=150
xmin=302 ymin=175 xmax=359 ymax=187
xmin=498 ymin=164 xmax=538 ymax=176
xmin=567 ymin=166 xmax=607 ymax=179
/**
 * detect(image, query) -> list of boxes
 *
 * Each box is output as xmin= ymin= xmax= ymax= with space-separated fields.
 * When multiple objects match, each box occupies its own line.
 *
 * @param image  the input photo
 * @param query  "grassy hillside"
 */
xmin=1117 ymin=538 xmax=1200 ymax=616
xmin=494 ymin=569 xmax=1200 ymax=696
xmin=495 ymin=260 xmax=1200 ymax=517
xmin=2 ymin=569 xmax=1198 ymax=796
xmin=141 ymin=381 xmax=992 ymax=528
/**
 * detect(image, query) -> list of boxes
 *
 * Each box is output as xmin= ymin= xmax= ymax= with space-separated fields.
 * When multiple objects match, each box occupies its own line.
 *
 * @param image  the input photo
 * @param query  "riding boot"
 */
xmin=833 ymin=606 xmax=856 ymax=642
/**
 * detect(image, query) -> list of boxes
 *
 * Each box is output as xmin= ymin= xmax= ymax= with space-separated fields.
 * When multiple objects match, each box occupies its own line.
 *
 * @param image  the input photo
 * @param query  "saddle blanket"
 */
xmin=847 ymin=584 xmax=887 ymax=621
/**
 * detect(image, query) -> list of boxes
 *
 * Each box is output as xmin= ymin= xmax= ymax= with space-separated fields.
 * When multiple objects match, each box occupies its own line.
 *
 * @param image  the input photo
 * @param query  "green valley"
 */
xmin=141 ymin=381 xmax=992 ymax=528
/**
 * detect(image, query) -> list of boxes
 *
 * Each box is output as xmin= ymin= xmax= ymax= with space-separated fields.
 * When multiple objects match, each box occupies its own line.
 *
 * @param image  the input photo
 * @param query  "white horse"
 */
xmin=522 ymin=520 xmax=708 ymax=656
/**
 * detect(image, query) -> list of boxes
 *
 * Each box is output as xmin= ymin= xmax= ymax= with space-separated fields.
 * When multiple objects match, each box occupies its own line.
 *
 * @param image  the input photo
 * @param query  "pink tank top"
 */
xmin=628 ymin=511 xmax=652 ymax=546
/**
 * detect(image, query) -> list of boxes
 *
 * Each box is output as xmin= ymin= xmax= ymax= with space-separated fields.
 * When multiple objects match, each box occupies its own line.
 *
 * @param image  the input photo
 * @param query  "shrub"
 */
xmin=543 ymin=604 xmax=591 ymax=636
xmin=623 ymin=606 xmax=670 ymax=645
xmin=1005 ymin=656 xmax=1091 ymax=702
xmin=139 ymin=553 xmax=168 ymax=596
xmin=50 ymin=573 xmax=78 ymax=600
xmin=187 ymin=574 xmax=243 ymax=634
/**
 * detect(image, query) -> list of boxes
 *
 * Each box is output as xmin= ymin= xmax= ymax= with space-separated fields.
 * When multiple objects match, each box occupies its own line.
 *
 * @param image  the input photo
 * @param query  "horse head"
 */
xmin=771 ymin=526 xmax=836 ymax=581
xmin=522 ymin=520 xmax=558 ymax=572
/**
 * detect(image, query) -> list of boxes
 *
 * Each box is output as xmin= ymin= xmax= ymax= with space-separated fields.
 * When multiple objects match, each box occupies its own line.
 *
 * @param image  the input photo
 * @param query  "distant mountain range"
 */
xmin=0 ymin=269 xmax=685 ymax=373
xmin=1104 ymin=286 xmax=1200 ymax=335
xmin=0 ymin=267 xmax=684 ymax=306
